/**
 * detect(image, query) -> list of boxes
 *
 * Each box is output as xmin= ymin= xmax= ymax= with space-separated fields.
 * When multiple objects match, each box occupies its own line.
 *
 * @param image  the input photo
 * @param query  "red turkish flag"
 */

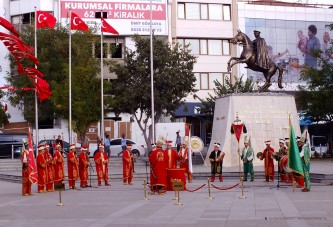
xmin=101 ymin=18 xmax=119 ymax=35
xmin=0 ymin=32 xmax=33 ymax=53
xmin=0 ymin=17 xmax=19 ymax=37
xmin=34 ymin=77 xmax=52 ymax=102
xmin=24 ymin=67 xmax=44 ymax=78
xmin=36 ymin=11 xmax=57 ymax=29
xmin=12 ymin=51 xmax=39 ymax=65
xmin=71 ymin=12 xmax=88 ymax=31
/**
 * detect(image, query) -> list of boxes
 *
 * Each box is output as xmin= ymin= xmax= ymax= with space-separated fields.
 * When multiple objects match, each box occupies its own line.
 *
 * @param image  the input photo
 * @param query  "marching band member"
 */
xmin=261 ymin=140 xmax=275 ymax=182
xmin=37 ymin=144 xmax=47 ymax=193
xmin=149 ymin=140 xmax=167 ymax=194
xmin=45 ymin=144 xmax=55 ymax=192
xmin=67 ymin=144 xmax=79 ymax=189
xmin=164 ymin=140 xmax=180 ymax=169
xmin=299 ymin=136 xmax=311 ymax=192
xmin=239 ymin=137 xmax=254 ymax=181
xmin=53 ymin=143 xmax=65 ymax=185
xmin=209 ymin=143 xmax=225 ymax=182
xmin=94 ymin=144 xmax=110 ymax=186
xmin=179 ymin=141 xmax=192 ymax=182
xmin=21 ymin=139 xmax=32 ymax=196
xmin=79 ymin=145 xmax=90 ymax=188
xmin=277 ymin=139 xmax=288 ymax=183
xmin=122 ymin=144 xmax=134 ymax=185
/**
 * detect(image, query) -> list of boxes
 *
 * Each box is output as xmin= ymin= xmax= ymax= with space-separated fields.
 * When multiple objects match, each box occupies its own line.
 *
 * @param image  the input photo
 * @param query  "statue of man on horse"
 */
xmin=227 ymin=29 xmax=284 ymax=92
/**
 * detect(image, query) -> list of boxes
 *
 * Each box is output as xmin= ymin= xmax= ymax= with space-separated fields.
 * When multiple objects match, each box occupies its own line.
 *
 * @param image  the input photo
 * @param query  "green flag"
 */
xmin=288 ymin=119 xmax=304 ymax=176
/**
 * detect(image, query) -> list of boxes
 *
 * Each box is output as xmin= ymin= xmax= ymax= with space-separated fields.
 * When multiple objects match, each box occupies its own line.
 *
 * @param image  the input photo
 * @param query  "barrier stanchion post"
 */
xmin=55 ymin=183 xmax=65 ymax=206
xmin=172 ymin=191 xmax=178 ymax=200
xmin=207 ymin=178 xmax=213 ymax=200
xmin=144 ymin=179 xmax=149 ymax=200
xmin=174 ymin=190 xmax=183 ymax=206
xmin=239 ymin=176 xmax=246 ymax=199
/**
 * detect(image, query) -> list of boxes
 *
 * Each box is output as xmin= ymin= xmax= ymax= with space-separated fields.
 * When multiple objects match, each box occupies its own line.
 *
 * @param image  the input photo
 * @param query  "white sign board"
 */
xmin=60 ymin=0 xmax=168 ymax=35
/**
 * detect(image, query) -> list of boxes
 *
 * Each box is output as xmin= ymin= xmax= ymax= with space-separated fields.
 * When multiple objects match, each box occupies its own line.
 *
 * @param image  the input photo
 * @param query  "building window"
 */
xmin=223 ymin=5 xmax=231 ymax=21
xmin=185 ymin=39 xmax=199 ymax=55
xmin=110 ymin=43 xmax=122 ymax=58
xmin=208 ymin=4 xmax=222 ymax=20
xmin=178 ymin=3 xmax=185 ymax=19
xmin=186 ymin=3 xmax=200 ymax=20
xmin=178 ymin=3 xmax=231 ymax=21
xmin=178 ymin=38 xmax=230 ymax=56
xmin=200 ymin=4 xmax=208 ymax=20
xmin=201 ymin=73 xmax=209 ymax=90
xmin=95 ymin=43 xmax=108 ymax=58
xmin=194 ymin=73 xmax=230 ymax=90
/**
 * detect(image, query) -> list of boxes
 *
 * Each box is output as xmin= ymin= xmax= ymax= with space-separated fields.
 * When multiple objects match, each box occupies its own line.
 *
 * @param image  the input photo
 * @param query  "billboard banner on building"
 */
xmin=244 ymin=18 xmax=333 ymax=90
xmin=60 ymin=0 xmax=168 ymax=35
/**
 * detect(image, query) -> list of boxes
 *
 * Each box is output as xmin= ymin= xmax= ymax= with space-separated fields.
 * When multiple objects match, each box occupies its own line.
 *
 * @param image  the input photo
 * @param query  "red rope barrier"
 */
xmin=211 ymin=183 xmax=239 ymax=191
xmin=185 ymin=184 xmax=206 ymax=192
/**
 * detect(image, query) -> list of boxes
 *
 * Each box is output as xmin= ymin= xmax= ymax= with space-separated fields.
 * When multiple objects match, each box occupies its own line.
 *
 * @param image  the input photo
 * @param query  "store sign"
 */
xmin=60 ymin=0 xmax=168 ymax=35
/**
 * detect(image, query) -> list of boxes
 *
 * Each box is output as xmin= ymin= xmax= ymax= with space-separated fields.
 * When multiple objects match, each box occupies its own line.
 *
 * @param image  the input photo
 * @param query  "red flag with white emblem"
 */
xmin=101 ymin=18 xmax=119 ymax=35
xmin=71 ymin=12 xmax=88 ymax=31
xmin=0 ymin=17 xmax=20 ymax=37
xmin=36 ymin=11 xmax=57 ymax=29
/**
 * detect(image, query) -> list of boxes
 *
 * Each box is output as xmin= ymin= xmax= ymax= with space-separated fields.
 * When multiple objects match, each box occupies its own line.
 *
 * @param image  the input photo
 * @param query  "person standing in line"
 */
xmin=175 ymin=130 xmax=181 ymax=153
xmin=299 ymin=136 xmax=311 ymax=192
xmin=179 ymin=142 xmax=192 ymax=183
xmin=118 ymin=133 xmax=127 ymax=157
xmin=260 ymin=140 xmax=275 ymax=182
xmin=149 ymin=140 xmax=167 ymax=194
xmin=67 ymin=144 xmax=79 ymax=189
xmin=164 ymin=140 xmax=180 ymax=169
xmin=45 ymin=144 xmax=55 ymax=192
xmin=122 ymin=144 xmax=134 ymax=185
xmin=21 ymin=139 xmax=32 ymax=196
xmin=37 ymin=144 xmax=47 ymax=193
xmin=53 ymin=143 xmax=65 ymax=185
xmin=94 ymin=144 xmax=110 ymax=186
xmin=104 ymin=134 xmax=111 ymax=157
xmin=239 ymin=137 xmax=254 ymax=182
xmin=79 ymin=146 xmax=90 ymax=188
xmin=209 ymin=143 xmax=225 ymax=182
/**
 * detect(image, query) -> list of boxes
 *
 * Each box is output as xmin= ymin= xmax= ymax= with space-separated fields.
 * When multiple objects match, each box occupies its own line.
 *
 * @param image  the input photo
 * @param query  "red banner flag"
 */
xmin=231 ymin=124 xmax=244 ymax=142
xmin=0 ymin=17 xmax=20 ymax=37
xmin=101 ymin=18 xmax=119 ymax=35
xmin=24 ymin=67 xmax=44 ymax=78
xmin=27 ymin=127 xmax=38 ymax=184
xmin=36 ymin=11 xmax=57 ymax=29
xmin=34 ymin=77 xmax=52 ymax=102
xmin=71 ymin=12 xmax=88 ymax=31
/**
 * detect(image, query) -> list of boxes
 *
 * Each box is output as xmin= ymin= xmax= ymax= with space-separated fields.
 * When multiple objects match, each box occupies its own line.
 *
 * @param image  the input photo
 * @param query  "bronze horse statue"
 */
xmin=227 ymin=30 xmax=284 ymax=92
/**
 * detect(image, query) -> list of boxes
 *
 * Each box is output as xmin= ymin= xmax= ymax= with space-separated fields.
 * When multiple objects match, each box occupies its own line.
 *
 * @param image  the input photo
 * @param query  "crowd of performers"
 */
xmin=20 ymin=137 xmax=193 ymax=196
xmin=21 ymin=141 xmax=112 ymax=195
xmin=241 ymin=136 xmax=311 ymax=192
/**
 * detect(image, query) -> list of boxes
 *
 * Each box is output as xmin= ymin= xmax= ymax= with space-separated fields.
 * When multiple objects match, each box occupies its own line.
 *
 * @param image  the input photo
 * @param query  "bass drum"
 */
xmin=279 ymin=155 xmax=288 ymax=171
xmin=190 ymin=136 xmax=204 ymax=153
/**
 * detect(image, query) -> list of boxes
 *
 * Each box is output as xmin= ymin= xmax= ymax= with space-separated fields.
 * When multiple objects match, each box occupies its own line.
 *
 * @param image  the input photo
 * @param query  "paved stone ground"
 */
xmin=0 ymin=159 xmax=332 ymax=227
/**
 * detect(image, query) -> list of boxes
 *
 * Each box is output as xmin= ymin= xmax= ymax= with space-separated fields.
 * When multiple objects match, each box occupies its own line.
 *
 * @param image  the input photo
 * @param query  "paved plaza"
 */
xmin=0 ymin=159 xmax=333 ymax=227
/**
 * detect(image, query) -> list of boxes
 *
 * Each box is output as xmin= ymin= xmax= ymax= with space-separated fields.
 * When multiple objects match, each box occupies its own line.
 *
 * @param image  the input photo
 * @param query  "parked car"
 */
xmin=35 ymin=139 xmax=70 ymax=156
xmin=0 ymin=133 xmax=28 ymax=158
xmin=88 ymin=138 xmax=145 ymax=157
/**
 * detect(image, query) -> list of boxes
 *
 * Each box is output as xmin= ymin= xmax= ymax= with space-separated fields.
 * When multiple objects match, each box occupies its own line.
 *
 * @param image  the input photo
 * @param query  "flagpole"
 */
xmin=69 ymin=10 xmax=72 ymax=144
xmin=34 ymin=7 xmax=39 ymax=156
xmin=100 ymin=15 xmax=104 ymax=142
xmin=188 ymin=125 xmax=193 ymax=174
xmin=150 ymin=0 xmax=155 ymax=143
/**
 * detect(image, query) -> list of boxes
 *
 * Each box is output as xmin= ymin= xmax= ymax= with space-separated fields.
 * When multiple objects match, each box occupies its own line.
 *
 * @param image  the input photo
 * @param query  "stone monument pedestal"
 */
xmin=207 ymin=93 xmax=301 ymax=167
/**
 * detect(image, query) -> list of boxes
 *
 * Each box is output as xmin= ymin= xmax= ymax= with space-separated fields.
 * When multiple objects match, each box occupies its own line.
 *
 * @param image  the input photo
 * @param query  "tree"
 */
xmin=5 ymin=23 xmax=109 ymax=142
xmin=108 ymin=35 xmax=197 ymax=148
xmin=194 ymin=75 xmax=255 ymax=117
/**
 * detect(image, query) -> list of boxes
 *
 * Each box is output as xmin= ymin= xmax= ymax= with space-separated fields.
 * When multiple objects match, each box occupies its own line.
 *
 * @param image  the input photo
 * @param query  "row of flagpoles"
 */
xmin=1 ymin=10 xmax=119 ymax=145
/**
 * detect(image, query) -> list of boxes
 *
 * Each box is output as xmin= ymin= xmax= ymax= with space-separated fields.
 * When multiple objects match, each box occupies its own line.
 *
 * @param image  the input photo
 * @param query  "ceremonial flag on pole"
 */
xmin=36 ymin=11 xmax=57 ymax=29
xmin=27 ymin=127 xmax=38 ymax=184
xmin=101 ymin=18 xmax=119 ymax=34
xmin=71 ymin=12 xmax=88 ymax=31
xmin=186 ymin=124 xmax=193 ymax=173
xmin=0 ymin=17 xmax=20 ymax=37
xmin=288 ymin=118 xmax=304 ymax=176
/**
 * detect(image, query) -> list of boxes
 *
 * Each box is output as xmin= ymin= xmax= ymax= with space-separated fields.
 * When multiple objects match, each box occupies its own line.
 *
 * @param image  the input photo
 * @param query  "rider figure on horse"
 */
xmin=252 ymin=30 xmax=270 ymax=70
